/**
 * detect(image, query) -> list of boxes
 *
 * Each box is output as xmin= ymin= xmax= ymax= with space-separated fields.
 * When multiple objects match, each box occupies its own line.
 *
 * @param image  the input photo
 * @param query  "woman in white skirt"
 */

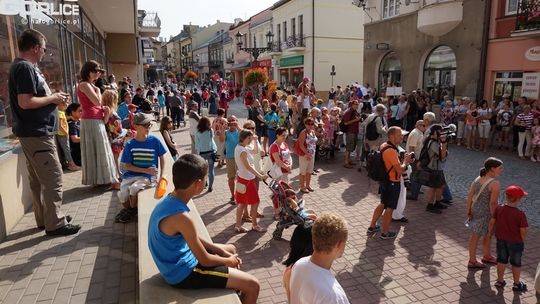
xmin=77 ymin=60 xmax=120 ymax=189
xmin=212 ymin=108 xmax=228 ymax=167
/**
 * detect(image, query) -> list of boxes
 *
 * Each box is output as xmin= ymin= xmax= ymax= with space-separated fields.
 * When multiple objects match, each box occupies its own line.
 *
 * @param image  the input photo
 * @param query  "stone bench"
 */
xmin=137 ymin=128 xmax=241 ymax=304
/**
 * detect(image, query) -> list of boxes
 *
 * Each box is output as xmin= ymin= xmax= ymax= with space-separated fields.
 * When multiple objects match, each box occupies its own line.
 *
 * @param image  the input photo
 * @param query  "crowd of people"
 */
xmin=8 ymin=28 xmax=539 ymax=304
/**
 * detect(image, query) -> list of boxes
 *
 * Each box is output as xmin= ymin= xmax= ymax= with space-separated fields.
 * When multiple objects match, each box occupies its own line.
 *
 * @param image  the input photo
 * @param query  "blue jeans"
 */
xmin=267 ymin=128 xmax=276 ymax=146
xmin=200 ymin=152 xmax=215 ymax=189
xmin=408 ymin=167 xmax=422 ymax=200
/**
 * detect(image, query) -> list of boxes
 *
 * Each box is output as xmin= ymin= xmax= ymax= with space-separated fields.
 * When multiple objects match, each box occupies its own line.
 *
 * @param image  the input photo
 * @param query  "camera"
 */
xmin=440 ymin=124 xmax=457 ymax=137
xmin=471 ymin=111 xmax=478 ymax=117
xmin=409 ymin=152 xmax=416 ymax=160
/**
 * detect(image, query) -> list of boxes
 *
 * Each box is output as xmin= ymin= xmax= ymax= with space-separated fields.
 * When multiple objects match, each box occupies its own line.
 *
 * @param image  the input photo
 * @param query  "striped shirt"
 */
xmin=121 ymin=135 xmax=167 ymax=179
xmin=517 ymin=113 xmax=534 ymax=131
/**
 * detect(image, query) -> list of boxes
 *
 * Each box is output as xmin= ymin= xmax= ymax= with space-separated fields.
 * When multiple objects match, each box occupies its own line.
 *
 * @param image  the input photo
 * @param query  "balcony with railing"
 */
xmin=209 ymin=60 xmax=223 ymax=67
xmin=417 ymin=0 xmax=463 ymax=36
xmin=225 ymin=56 xmax=235 ymax=64
xmin=513 ymin=0 xmax=540 ymax=37
xmin=282 ymin=35 xmax=306 ymax=52
xmin=268 ymin=41 xmax=282 ymax=54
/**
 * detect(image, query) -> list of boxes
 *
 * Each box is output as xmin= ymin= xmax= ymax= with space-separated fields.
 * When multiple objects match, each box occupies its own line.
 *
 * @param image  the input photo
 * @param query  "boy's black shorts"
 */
xmin=173 ymin=264 xmax=229 ymax=289
xmin=496 ymin=239 xmax=524 ymax=267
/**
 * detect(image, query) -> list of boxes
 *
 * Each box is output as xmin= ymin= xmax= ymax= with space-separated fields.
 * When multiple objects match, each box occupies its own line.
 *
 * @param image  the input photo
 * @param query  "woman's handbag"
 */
xmin=415 ymin=168 xmax=433 ymax=186
xmin=293 ymin=139 xmax=306 ymax=156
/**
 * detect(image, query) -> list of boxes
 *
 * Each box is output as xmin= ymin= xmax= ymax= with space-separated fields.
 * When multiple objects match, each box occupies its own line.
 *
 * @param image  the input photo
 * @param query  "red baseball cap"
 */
xmin=505 ymin=185 xmax=528 ymax=199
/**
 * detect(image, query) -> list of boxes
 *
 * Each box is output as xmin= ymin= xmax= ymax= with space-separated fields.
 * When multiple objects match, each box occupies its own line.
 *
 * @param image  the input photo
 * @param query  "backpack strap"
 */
xmin=471 ymin=177 xmax=494 ymax=209
xmin=380 ymin=143 xmax=398 ymax=178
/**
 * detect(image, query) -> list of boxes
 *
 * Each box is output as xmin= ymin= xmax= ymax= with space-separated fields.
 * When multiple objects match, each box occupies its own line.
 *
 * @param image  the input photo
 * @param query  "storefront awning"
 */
xmin=230 ymin=62 xmax=251 ymax=71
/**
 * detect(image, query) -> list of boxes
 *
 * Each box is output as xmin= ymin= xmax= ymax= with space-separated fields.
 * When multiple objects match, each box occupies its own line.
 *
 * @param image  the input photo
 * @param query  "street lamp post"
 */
xmin=235 ymin=31 xmax=274 ymax=61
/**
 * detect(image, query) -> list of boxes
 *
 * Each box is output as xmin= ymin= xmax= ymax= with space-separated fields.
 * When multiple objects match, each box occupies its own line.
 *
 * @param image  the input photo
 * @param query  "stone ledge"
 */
xmin=137 ymin=127 xmax=241 ymax=304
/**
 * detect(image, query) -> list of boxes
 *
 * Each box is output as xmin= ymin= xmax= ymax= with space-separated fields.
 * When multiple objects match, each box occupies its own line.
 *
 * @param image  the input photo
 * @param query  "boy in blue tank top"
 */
xmin=148 ymin=154 xmax=260 ymax=303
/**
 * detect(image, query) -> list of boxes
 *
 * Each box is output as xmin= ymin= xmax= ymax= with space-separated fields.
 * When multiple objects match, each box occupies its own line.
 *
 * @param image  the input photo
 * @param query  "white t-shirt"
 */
xmin=234 ymin=145 xmax=255 ymax=180
xmin=406 ymin=128 xmax=424 ymax=157
xmin=478 ymin=108 xmax=492 ymax=125
xmin=289 ymin=256 xmax=350 ymax=304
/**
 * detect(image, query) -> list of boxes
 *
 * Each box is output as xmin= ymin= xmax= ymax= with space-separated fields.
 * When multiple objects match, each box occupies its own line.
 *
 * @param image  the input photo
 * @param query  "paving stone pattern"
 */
xmin=187 ymin=100 xmax=540 ymax=304
xmin=0 ymin=171 xmax=138 ymax=303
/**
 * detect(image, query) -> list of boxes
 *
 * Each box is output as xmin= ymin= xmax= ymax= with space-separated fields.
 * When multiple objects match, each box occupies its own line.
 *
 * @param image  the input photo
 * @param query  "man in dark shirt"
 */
xmin=168 ymin=91 xmax=183 ymax=129
xmin=132 ymin=87 xmax=145 ymax=107
xmin=8 ymin=29 xmax=80 ymax=236
xmin=191 ymin=88 xmax=203 ymax=115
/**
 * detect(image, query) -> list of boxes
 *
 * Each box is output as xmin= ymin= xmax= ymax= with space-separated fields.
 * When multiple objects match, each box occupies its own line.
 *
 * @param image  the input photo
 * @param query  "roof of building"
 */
xmin=271 ymin=0 xmax=291 ymax=10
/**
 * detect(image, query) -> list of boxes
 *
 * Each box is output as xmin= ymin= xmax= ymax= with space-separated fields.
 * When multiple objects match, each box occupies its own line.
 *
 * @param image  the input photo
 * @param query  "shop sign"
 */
xmin=521 ymin=72 xmax=540 ymax=99
xmin=280 ymin=55 xmax=304 ymax=68
xmin=251 ymin=59 xmax=272 ymax=68
xmin=525 ymin=47 xmax=540 ymax=61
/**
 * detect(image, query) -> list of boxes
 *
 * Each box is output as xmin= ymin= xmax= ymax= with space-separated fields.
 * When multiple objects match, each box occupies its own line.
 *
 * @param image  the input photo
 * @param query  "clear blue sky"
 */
xmin=138 ymin=0 xmax=277 ymax=40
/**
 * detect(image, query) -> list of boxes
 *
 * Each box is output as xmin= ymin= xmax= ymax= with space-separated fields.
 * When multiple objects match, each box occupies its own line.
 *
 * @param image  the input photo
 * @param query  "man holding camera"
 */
xmin=422 ymin=125 xmax=449 ymax=214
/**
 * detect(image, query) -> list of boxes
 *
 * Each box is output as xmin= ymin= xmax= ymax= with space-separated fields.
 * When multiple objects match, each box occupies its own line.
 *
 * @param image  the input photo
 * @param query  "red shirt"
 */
xmin=269 ymin=142 xmax=291 ymax=173
xmin=494 ymin=205 xmax=528 ymax=243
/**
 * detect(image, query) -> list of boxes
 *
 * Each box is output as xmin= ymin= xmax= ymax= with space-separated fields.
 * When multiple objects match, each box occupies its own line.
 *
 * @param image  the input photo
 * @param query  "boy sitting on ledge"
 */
xmin=148 ymin=154 xmax=260 ymax=304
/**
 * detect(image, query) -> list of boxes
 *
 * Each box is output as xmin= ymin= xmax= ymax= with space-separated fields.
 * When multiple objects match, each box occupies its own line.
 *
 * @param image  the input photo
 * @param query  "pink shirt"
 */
xmin=77 ymin=85 xmax=104 ymax=120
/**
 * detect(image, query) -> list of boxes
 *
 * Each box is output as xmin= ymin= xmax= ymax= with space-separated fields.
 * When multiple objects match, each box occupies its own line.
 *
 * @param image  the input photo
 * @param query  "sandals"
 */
xmin=481 ymin=256 xmax=497 ymax=264
xmin=392 ymin=217 xmax=409 ymax=223
xmin=251 ymin=225 xmax=266 ymax=232
xmin=494 ymin=280 xmax=506 ymax=288
xmin=467 ymin=261 xmax=485 ymax=269
xmin=242 ymin=216 xmax=253 ymax=222
xmin=300 ymin=188 xmax=310 ymax=194
xmin=234 ymin=226 xmax=248 ymax=233
xmin=306 ymin=187 xmax=315 ymax=192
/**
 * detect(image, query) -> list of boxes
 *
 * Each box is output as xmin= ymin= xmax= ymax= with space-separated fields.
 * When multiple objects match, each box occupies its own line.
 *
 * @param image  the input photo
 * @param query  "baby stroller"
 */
xmin=266 ymin=179 xmax=314 ymax=240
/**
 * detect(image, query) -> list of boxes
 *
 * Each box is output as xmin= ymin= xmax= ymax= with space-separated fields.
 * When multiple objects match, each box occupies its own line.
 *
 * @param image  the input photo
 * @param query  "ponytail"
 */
xmin=479 ymin=168 xmax=487 ymax=177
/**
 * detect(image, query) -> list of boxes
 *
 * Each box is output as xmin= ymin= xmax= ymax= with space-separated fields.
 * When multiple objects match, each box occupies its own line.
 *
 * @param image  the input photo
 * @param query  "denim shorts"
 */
xmin=496 ymin=239 xmax=524 ymax=267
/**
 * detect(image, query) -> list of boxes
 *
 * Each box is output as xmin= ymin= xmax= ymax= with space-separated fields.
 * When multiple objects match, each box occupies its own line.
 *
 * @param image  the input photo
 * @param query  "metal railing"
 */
xmin=209 ymin=60 xmax=222 ymax=67
xmin=225 ymin=57 xmax=234 ymax=63
xmin=269 ymin=41 xmax=282 ymax=52
xmin=283 ymin=34 xmax=305 ymax=49
xmin=515 ymin=0 xmax=540 ymax=32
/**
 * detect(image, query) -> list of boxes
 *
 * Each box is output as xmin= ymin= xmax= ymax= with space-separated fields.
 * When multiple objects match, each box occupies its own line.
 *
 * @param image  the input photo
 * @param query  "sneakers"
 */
xmin=426 ymin=204 xmax=442 ymax=214
xmin=531 ymin=156 xmax=537 ymax=162
xmin=45 ymin=223 xmax=81 ymax=236
xmin=367 ymin=225 xmax=381 ymax=233
xmin=380 ymin=232 xmax=398 ymax=239
xmin=512 ymin=281 xmax=527 ymax=292
xmin=494 ymin=280 xmax=506 ymax=288
xmin=38 ymin=215 xmax=73 ymax=230
xmin=433 ymin=201 xmax=448 ymax=209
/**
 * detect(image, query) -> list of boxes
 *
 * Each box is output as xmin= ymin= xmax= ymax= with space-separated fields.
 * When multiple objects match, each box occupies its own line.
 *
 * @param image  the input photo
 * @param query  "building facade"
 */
xmin=0 ymin=0 xmax=139 ymax=240
xmin=271 ymin=0 xmax=364 ymax=94
xmin=484 ymin=0 xmax=540 ymax=103
xmin=363 ymin=0 xmax=486 ymax=101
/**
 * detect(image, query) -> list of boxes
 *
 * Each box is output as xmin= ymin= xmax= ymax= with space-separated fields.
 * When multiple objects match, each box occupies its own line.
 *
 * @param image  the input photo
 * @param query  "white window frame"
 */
xmin=506 ymin=0 xmax=518 ymax=15
xmin=382 ymin=0 xmax=400 ymax=19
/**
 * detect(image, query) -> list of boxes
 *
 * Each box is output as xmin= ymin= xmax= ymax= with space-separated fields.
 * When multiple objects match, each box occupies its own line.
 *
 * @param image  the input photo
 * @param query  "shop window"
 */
xmin=506 ymin=0 xmax=518 ymax=15
xmin=493 ymin=71 xmax=523 ymax=103
xmin=423 ymin=45 xmax=456 ymax=101
xmin=33 ymin=23 xmax=66 ymax=93
xmin=378 ymin=51 xmax=401 ymax=96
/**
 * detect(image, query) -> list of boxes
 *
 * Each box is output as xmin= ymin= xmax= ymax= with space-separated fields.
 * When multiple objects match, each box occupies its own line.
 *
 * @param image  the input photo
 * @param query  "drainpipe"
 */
xmin=477 ymin=0 xmax=491 ymax=101
xmin=312 ymin=0 xmax=315 ymax=83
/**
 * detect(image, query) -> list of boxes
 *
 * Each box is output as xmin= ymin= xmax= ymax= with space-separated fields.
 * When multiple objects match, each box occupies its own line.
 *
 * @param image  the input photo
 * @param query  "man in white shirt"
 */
xmin=406 ymin=120 xmax=426 ymax=200
xmin=289 ymin=213 xmax=350 ymax=304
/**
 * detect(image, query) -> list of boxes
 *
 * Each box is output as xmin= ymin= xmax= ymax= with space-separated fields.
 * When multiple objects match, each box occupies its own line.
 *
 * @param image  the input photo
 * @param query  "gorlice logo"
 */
xmin=0 ymin=0 xmax=79 ymax=17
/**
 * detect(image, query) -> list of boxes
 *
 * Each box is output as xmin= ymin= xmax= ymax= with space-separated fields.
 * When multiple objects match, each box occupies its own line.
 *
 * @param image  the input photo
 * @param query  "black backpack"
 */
xmin=418 ymin=140 xmax=434 ymax=169
xmin=365 ymin=116 xmax=380 ymax=141
xmin=366 ymin=145 xmax=396 ymax=182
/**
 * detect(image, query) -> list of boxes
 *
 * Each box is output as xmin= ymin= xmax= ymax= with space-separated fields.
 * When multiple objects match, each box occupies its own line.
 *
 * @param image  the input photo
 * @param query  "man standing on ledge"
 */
xmin=8 ymin=29 xmax=80 ymax=236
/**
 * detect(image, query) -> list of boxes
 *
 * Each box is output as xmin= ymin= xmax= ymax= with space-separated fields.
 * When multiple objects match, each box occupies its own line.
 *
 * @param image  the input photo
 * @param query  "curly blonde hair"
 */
xmin=312 ymin=213 xmax=348 ymax=253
